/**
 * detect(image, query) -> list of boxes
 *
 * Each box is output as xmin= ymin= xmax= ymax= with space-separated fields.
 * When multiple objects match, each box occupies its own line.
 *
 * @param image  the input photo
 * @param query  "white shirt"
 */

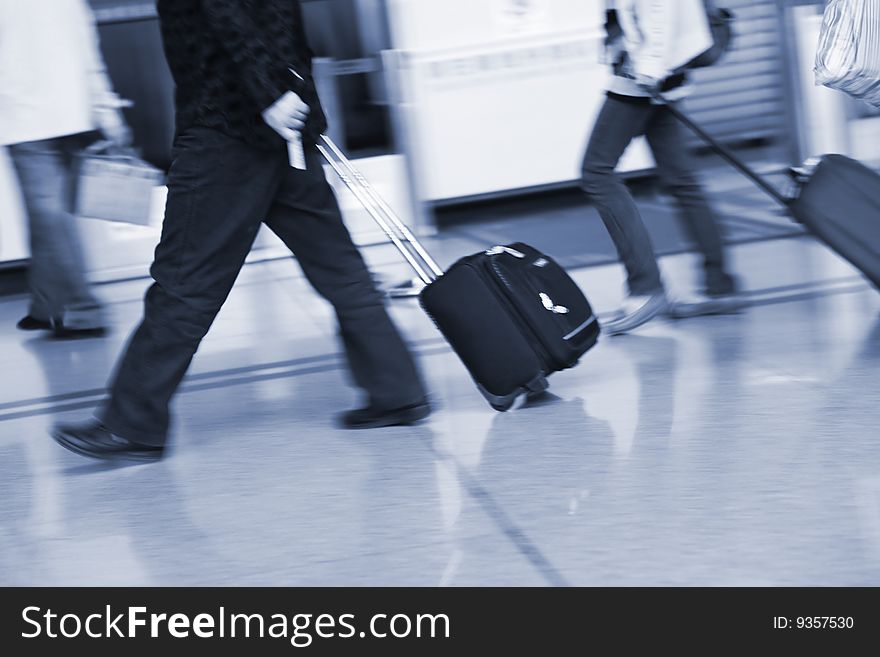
xmin=0 ymin=0 xmax=118 ymax=145
xmin=606 ymin=0 xmax=713 ymax=98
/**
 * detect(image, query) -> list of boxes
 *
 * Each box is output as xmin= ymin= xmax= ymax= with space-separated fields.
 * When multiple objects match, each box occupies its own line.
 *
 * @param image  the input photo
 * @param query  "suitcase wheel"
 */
xmin=478 ymin=374 xmax=550 ymax=412
xmin=477 ymin=384 xmax=520 ymax=413
xmin=525 ymin=374 xmax=549 ymax=395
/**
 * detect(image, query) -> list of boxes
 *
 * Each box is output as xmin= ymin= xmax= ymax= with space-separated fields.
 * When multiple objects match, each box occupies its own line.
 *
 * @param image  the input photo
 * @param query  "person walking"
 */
xmin=0 ymin=0 xmax=131 ymax=337
xmin=52 ymin=0 xmax=430 ymax=462
xmin=582 ymin=0 xmax=742 ymax=336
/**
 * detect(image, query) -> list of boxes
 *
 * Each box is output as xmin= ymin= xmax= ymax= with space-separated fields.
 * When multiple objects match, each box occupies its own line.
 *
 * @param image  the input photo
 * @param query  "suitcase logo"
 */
xmin=485 ymin=245 xmax=526 ymax=258
xmin=539 ymin=292 xmax=569 ymax=315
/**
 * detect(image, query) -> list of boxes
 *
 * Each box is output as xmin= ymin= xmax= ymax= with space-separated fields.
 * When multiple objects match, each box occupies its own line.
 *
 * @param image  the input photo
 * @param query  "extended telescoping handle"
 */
xmin=320 ymin=136 xmax=444 ymax=279
xmin=660 ymin=100 xmax=791 ymax=208
xmin=317 ymin=135 xmax=443 ymax=286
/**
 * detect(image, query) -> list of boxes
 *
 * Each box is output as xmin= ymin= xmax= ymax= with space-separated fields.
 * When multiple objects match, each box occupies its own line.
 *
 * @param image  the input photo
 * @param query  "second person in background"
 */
xmin=0 ymin=0 xmax=131 ymax=338
xmin=582 ymin=0 xmax=743 ymax=336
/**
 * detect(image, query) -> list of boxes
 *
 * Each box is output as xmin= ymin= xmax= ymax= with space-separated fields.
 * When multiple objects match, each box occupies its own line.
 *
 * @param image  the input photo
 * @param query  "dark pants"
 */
xmin=8 ymin=135 xmax=104 ymax=329
xmin=99 ymin=127 xmax=426 ymax=446
xmin=581 ymin=96 xmax=735 ymax=296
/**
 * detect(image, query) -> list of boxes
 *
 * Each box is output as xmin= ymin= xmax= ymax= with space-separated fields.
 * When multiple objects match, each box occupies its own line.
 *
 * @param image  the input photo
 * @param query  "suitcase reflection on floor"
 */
xmin=428 ymin=334 xmax=679 ymax=584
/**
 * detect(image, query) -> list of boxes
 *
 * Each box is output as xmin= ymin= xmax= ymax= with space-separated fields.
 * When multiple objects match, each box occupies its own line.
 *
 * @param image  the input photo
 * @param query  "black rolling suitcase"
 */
xmin=664 ymin=102 xmax=880 ymax=291
xmin=789 ymin=155 xmax=880 ymax=290
xmin=318 ymin=137 xmax=600 ymax=411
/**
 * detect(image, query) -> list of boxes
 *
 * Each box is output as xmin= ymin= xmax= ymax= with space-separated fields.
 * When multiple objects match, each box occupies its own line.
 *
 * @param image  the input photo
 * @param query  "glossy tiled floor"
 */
xmin=1 ymin=224 xmax=878 ymax=585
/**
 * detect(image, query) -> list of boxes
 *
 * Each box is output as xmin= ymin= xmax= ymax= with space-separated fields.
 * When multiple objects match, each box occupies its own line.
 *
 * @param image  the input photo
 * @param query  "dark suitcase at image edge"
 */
xmin=790 ymin=155 xmax=880 ymax=290
xmin=662 ymin=102 xmax=880 ymax=292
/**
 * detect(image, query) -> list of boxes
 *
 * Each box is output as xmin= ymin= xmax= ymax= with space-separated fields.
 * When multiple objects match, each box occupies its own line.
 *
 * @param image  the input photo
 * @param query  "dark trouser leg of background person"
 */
xmin=8 ymin=136 xmax=106 ymax=337
xmin=263 ymin=148 xmax=428 ymax=429
xmin=51 ymin=128 xmax=428 ymax=462
xmin=644 ymin=106 xmax=742 ymax=319
xmin=580 ymin=95 xmax=668 ymax=335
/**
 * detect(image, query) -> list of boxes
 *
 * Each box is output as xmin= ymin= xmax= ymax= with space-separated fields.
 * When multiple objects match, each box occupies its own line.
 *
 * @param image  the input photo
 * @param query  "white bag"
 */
xmin=814 ymin=0 xmax=880 ymax=107
xmin=76 ymin=142 xmax=164 ymax=226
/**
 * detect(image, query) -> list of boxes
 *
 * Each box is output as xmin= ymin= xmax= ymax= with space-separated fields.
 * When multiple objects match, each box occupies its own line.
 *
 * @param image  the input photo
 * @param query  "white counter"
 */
xmin=385 ymin=0 xmax=653 ymax=203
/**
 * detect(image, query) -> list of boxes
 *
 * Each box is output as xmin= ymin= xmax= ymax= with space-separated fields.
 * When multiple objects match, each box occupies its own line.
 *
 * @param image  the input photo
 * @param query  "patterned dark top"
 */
xmin=156 ymin=0 xmax=327 ymax=149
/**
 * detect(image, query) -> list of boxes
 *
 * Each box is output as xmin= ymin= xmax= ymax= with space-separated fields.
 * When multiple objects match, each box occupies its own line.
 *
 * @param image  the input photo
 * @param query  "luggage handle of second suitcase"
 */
xmin=652 ymin=95 xmax=792 ymax=208
xmin=317 ymin=135 xmax=445 ymax=286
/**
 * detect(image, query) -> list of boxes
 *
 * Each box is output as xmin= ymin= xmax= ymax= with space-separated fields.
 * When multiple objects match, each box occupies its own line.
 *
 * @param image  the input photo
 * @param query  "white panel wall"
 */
xmin=386 ymin=0 xmax=653 ymax=202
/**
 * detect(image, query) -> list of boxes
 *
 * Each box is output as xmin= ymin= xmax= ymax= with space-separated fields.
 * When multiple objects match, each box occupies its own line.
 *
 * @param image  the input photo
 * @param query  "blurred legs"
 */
xmin=580 ymin=97 xmax=664 ymax=297
xmin=97 ymin=129 xmax=426 ymax=446
xmin=8 ymin=137 xmax=104 ymax=329
xmin=645 ymin=107 xmax=736 ymax=296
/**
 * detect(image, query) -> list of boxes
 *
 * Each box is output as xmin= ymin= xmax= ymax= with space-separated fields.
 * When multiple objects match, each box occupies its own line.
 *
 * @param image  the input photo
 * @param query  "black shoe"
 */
xmin=340 ymin=401 xmax=431 ymax=429
xmin=51 ymin=324 xmax=108 ymax=340
xmin=51 ymin=420 xmax=163 ymax=462
xmin=16 ymin=315 xmax=52 ymax=331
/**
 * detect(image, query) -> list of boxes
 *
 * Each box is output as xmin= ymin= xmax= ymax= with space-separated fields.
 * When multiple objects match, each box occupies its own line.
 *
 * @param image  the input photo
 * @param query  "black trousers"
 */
xmin=99 ymin=127 xmax=426 ymax=446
